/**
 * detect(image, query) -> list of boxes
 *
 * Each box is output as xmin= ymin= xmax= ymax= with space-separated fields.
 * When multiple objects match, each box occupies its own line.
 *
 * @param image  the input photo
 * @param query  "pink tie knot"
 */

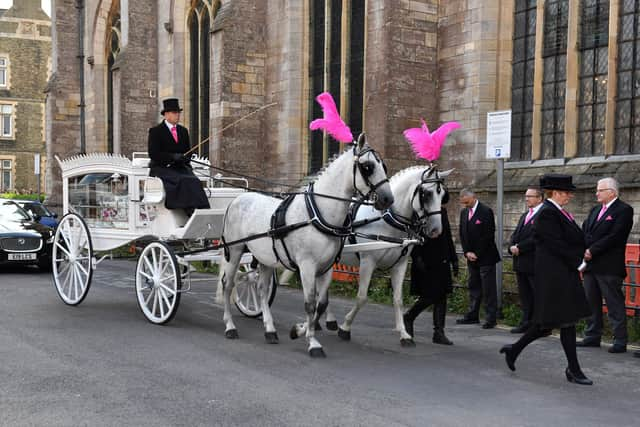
xmin=597 ymin=204 xmax=607 ymax=221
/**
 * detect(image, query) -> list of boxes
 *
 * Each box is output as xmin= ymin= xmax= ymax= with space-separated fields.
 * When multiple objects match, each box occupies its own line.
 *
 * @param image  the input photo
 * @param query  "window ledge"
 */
xmin=506 ymin=154 xmax=640 ymax=169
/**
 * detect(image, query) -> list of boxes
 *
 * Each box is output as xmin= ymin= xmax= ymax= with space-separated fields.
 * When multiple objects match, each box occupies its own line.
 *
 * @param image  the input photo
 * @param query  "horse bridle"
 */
xmin=409 ymin=168 xmax=447 ymax=230
xmin=352 ymin=145 xmax=389 ymax=201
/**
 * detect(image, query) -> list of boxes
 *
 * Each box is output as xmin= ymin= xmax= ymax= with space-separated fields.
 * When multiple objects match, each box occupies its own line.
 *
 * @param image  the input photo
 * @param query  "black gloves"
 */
xmin=169 ymin=153 xmax=191 ymax=167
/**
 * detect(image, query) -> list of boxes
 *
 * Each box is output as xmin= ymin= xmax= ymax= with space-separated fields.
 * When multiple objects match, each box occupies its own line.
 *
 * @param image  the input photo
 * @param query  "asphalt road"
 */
xmin=1 ymin=259 xmax=639 ymax=427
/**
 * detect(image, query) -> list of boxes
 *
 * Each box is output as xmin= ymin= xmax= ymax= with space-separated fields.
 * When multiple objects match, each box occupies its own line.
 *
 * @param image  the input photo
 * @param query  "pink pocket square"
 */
xmin=475 ymin=219 xmax=482 ymax=225
xmin=605 ymin=215 xmax=613 ymax=221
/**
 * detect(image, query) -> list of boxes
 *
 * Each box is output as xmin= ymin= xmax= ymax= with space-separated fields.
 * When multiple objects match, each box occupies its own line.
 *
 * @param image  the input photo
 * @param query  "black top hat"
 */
xmin=539 ymin=173 xmax=577 ymax=192
xmin=161 ymin=98 xmax=183 ymax=115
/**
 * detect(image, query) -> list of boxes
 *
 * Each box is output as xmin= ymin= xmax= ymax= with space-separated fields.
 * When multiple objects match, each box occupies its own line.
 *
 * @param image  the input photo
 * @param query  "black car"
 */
xmin=0 ymin=201 xmax=54 ymax=271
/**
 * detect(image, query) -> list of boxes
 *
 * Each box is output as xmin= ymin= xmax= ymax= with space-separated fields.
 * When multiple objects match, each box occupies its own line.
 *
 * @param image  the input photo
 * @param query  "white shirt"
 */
xmin=164 ymin=120 xmax=177 ymax=132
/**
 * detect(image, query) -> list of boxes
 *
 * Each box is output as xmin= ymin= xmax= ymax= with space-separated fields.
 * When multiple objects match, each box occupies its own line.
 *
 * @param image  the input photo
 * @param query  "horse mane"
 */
xmin=389 ymin=165 xmax=431 ymax=186
xmin=300 ymin=147 xmax=353 ymax=190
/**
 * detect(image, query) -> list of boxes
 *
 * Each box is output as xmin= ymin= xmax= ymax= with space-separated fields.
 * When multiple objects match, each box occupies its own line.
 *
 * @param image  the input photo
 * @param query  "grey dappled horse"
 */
xmin=218 ymin=134 xmax=393 ymax=357
xmin=316 ymin=166 xmax=452 ymax=346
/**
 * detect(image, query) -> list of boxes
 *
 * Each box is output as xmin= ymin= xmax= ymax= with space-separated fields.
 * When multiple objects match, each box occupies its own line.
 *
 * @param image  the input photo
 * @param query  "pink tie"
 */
xmin=468 ymin=208 xmax=474 ymax=221
xmin=171 ymin=126 xmax=178 ymax=143
xmin=524 ymin=208 xmax=534 ymax=224
xmin=596 ymin=205 xmax=607 ymax=221
xmin=561 ymin=209 xmax=573 ymax=221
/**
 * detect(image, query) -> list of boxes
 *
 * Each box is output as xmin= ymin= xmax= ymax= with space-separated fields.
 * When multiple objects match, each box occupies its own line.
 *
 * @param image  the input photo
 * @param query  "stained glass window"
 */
xmin=541 ymin=0 xmax=568 ymax=159
xmin=615 ymin=0 xmax=640 ymax=154
xmin=510 ymin=0 xmax=537 ymax=161
xmin=577 ymin=0 xmax=609 ymax=156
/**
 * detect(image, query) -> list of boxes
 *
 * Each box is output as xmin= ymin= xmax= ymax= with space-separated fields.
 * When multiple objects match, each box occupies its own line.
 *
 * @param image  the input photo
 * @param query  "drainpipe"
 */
xmin=76 ymin=0 xmax=86 ymax=153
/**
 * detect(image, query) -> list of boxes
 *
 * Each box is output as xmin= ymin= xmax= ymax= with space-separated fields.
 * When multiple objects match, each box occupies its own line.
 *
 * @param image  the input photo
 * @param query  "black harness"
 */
xmin=269 ymin=146 xmax=388 ymax=274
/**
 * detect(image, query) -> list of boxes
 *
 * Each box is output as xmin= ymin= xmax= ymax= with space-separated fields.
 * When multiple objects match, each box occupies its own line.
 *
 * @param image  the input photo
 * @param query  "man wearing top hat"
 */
xmin=147 ymin=98 xmax=210 ymax=213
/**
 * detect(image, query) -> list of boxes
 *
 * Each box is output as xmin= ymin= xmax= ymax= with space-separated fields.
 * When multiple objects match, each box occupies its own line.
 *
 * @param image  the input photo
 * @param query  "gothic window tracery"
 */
xmin=106 ymin=1 xmax=121 ymax=154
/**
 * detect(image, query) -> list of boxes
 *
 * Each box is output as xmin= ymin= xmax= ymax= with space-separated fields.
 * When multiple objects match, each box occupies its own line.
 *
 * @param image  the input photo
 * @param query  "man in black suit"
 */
xmin=578 ymin=177 xmax=634 ymax=353
xmin=508 ymin=186 xmax=544 ymax=333
xmin=456 ymin=189 xmax=501 ymax=329
xmin=147 ymin=98 xmax=209 ymax=213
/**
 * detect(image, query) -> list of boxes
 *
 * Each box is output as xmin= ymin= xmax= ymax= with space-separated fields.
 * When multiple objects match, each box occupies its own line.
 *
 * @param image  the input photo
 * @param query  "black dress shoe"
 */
xmin=565 ymin=368 xmax=593 ymax=385
xmin=634 ymin=350 xmax=640 ymax=358
xmin=482 ymin=322 xmax=496 ymax=329
xmin=608 ymin=344 xmax=627 ymax=353
xmin=576 ymin=340 xmax=600 ymax=348
xmin=499 ymin=345 xmax=516 ymax=371
xmin=456 ymin=317 xmax=480 ymax=325
xmin=510 ymin=325 xmax=528 ymax=334
xmin=433 ymin=330 xmax=453 ymax=345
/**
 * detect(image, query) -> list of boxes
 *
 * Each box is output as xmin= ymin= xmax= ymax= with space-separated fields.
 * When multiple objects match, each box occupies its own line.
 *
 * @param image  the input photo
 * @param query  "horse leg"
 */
xmin=221 ymin=248 xmax=242 ymax=339
xmin=390 ymin=260 xmax=414 ymax=346
xmin=259 ymin=265 xmax=279 ymax=344
xmin=324 ymin=306 xmax=338 ymax=331
xmin=338 ymin=260 xmax=375 ymax=341
xmin=305 ymin=269 xmax=333 ymax=357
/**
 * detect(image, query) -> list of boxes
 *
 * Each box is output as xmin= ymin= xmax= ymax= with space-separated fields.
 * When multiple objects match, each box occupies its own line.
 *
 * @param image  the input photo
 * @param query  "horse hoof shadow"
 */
xmin=337 ymin=328 xmax=351 ymax=341
xmin=289 ymin=325 xmax=300 ymax=340
xmin=309 ymin=347 xmax=326 ymax=358
xmin=264 ymin=332 xmax=279 ymax=344
xmin=225 ymin=329 xmax=239 ymax=339
xmin=325 ymin=320 xmax=338 ymax=331
xmin=314 ymin=322 xmax=322 ymax=331
xmin=400 ymin=338 xmax=415 ymax=347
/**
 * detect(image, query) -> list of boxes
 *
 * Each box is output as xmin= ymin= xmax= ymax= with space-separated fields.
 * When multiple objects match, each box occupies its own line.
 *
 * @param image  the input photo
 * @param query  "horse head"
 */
xmin=411 ymin=167 xmax=454 ymax=238
xmin=352 ymin=133 xmax=394 ymax=210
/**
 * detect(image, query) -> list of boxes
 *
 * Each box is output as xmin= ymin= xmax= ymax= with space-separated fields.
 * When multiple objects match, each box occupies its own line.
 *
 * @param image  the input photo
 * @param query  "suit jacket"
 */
xmin=459 ymin=201 xmax=501 ymax=266
xmin=582 ymin=198 xmax=634 ymax=278
xmin=532 ymin=200 xmax=590 ymax=327
xmin=147 ymin=121 xmax=191 ymax=167
xmin=508 ymin=207 xmax=541 ymax=274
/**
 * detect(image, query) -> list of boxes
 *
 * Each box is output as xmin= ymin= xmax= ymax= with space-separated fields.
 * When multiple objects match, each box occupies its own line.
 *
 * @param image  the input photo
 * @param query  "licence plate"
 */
xmin=8 ymin=253 xmax=37 ymax=261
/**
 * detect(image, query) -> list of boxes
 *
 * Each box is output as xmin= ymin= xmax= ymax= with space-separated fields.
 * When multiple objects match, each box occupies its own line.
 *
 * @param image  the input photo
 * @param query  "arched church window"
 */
xmin=308 ymin=0 xmax=366 ymax=173
xmin=615 ymin=0 xmax=640 ymax=154
xmin=541 ymin=0 xmax=568 ymax=159
xmin=188 ymin=0 xmax=213 ymax=158
xmin=106 ymin=2 xmax=121 ymax=154
xmin=577 ymin=0 xmax=609 ymax=157
xmin=510 ymin=0 xmax=536 ymax=161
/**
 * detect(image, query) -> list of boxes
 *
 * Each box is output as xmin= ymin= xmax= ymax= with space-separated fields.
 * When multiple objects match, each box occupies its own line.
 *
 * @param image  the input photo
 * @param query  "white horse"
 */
xmin=329 ymin=166 xmax=452 ymax=346
xmin=218 ymin=134 xmax=393 ymax=357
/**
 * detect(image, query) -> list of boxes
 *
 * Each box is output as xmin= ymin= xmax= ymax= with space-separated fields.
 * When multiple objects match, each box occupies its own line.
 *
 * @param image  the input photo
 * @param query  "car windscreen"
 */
xmin=0 ymin=202 xmax=32 ymax=221
xmin=20 ymin=202 xmax=49 ymax=217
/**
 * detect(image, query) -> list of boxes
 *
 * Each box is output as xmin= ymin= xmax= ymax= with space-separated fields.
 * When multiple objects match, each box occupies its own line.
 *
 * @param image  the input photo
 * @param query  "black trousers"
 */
xmin=515 ymin=272 xmax=535 ymax=327
xmin=466 ymin=263 xmax=497 ymax=323
xmin=583 ymin=272 xmax=628 ymax=345
xmin=405 ymin=297 xmax=448 ymax=332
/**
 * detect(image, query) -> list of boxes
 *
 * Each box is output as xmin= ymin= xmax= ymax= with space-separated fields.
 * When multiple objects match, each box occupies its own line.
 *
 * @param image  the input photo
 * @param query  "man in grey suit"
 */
xmin=577 ymin=178 xmax=634 ymax=353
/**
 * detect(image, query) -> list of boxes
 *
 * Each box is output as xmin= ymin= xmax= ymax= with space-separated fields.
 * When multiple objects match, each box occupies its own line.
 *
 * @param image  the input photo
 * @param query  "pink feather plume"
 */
xmin=403 ymin=120 xmax=460 ymax=161
xmin=309 ymin=92 xmax=353 ymax=143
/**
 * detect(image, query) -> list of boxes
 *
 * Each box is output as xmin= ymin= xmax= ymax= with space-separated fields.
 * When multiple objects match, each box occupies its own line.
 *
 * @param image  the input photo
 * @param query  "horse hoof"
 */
xmin=314 ymin=322 xmax=322 ymax=331
xmin=265 ymin=332 xmax=279 ymax=344
xmin=326 ymin=320 xmax=338 ymax=331
xmin=337 ymin=328 xmax=351 ymax=341
xmin=309 ymin=347 xmax=326 ymax=358
xmin=289 ymin=326 xmax=300 ymax=340
xmin=225 ymin=329 xmax=239 ymax=339
xmin=400 ymin=338 xmax=415 ymax=347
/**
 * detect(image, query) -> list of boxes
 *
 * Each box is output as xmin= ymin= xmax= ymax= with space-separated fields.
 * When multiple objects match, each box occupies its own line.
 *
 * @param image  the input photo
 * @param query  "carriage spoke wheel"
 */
xmin=233 ymin=262 xmax=277 ymax=318
xmin=52 ymin=213 xmax=93 ymax=305
xmin=135 ymin=241 xmax=182 ymax=324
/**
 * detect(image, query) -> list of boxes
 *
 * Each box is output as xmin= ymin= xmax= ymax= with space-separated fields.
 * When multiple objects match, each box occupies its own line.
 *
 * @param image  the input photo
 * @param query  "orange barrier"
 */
xmin=623 ymin=244 xmax=639 ymax=316
xmin=332 ymin=263 xmax=359 ymax=283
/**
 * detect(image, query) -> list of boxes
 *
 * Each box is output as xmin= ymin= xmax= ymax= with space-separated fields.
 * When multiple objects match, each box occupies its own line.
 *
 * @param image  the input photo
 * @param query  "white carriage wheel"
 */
xmin=52 ymin=212 xmax=94 ymax=306
xmin=233 ymin=262 xmax=278 ymax=318
xmin=135 ymin=241 xmax=182 ymax=324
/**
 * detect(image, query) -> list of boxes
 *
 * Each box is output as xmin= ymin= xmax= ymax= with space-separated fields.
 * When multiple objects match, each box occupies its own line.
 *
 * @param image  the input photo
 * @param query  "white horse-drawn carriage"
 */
xmin=52 ymin=151 xmax=279 ymax=324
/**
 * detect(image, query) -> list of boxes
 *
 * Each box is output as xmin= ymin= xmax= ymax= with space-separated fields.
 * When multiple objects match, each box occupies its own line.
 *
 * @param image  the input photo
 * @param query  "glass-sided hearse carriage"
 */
xmin=53 ymin=152 xmax=275 ymax=324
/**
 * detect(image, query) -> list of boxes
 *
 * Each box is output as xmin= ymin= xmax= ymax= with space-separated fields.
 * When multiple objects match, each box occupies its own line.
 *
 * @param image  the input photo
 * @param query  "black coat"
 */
xmin=410 ymin=209 xmax=458 ymax=300
xmin=582 ymin=199 xmax=634 ymax=278
xmin=508 ymin=208 xmax=540 ymax=274
xmin=459 ymin=201 xmax=501 ymax=266
xmin=532 ymin=200 xmax=591 ymax=328
xmin=147 ymin=121 xmax=209 ymax=210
